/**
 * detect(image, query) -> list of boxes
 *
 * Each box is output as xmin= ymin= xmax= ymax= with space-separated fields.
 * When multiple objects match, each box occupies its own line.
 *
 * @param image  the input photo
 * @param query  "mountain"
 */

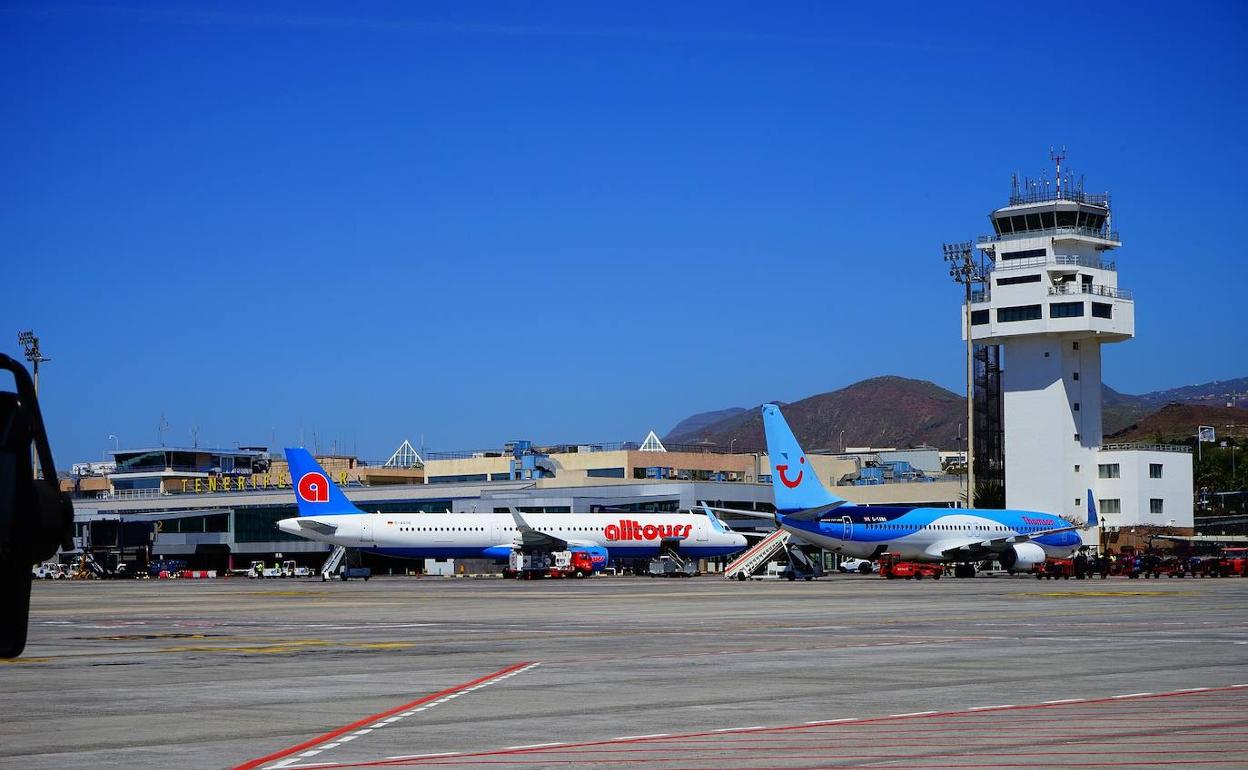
xmin=1139 ymin=377 xmax=1248 ymax=409
xmin=665 ymin=376 xmax=965 ymax=451
xmin=664 ymin=408 xmax=748 ymax=444
xmin=666 ymin=374 xmax=1248 ymax=452
xmin=1105 ymin=403 xmax=1248 ymax=443
xmin=1101 ymin=385 xmax=1156 ymax=436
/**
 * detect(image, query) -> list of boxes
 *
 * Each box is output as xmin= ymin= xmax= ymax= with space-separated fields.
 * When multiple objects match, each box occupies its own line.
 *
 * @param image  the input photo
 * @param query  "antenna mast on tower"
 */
xmin=1050 ymin=145 xmax=1067 ymax=196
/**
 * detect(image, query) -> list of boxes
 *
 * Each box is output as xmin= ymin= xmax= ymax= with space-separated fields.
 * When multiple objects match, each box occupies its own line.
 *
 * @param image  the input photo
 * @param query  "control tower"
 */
xmin=966 ymin=155 xmax=1134 ymax=525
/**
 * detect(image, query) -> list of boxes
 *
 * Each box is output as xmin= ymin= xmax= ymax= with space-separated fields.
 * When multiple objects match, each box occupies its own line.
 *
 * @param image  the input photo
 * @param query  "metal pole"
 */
xmin=965 ymin=280 xmax=975 ymax=508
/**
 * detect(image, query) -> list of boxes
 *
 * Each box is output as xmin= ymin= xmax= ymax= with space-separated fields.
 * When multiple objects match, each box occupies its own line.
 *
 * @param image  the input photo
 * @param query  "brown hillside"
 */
xmin=682 ymin=376 xmax=966 ymax=451
xmin=1105 ymin=403 xmax=1248 ymax=443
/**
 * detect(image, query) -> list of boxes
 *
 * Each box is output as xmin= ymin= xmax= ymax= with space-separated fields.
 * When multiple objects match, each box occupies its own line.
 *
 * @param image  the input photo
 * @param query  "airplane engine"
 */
xmin=999 ymin=542 xmax=1046 ymax=572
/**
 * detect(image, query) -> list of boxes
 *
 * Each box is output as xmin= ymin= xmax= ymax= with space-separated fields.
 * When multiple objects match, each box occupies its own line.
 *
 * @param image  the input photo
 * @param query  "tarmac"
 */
xmin=3 ymin=573 xmax=1247 ymax=770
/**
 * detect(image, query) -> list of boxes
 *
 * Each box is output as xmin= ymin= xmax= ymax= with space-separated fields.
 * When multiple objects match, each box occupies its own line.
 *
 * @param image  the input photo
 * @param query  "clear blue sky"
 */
xmin=3 ymin=1 xmax=1246 ymax=466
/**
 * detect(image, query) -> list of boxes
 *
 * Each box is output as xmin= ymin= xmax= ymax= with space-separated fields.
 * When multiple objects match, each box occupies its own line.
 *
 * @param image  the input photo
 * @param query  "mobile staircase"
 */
xmin=724 ymin=529 xmax=791 ymax=580
xmin=320 ymin=545 xmax=347 ymax=581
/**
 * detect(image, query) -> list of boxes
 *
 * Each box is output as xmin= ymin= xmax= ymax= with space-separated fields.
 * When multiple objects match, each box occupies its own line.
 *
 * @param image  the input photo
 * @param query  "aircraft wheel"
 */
xmin=737 ymin=573 xmax=747 ymax=581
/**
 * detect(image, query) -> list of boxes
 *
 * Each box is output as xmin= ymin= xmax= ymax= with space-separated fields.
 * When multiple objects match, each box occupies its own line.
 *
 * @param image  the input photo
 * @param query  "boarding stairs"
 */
xmin=723 ymin=529 xmax=792 ymax=580
xmin=321 ymin=545 xmax=347 ymax=579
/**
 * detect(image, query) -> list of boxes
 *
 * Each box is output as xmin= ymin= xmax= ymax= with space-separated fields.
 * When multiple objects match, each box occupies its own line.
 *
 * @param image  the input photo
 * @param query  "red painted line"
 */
xmin=288 ymin=685 xmax=1248 ymax=769
xmin=228 ymin=661 xmax=536 ymax=770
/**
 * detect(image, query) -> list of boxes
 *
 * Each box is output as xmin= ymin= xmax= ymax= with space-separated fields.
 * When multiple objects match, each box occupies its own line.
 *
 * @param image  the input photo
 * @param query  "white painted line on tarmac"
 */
xmin=967 ymin=705 xmax=1014 ymax=710
xmin=805 ymin=718 xmax=858 ymax=725
xmin=506 ymin=742 xmax=567 ymax=749
xmin=1043 ymin=698 xmax=1085 ymax=704
xmin=891 ymin=711 xmax=937 ymax=717
xmin=614 ymin=733 xmax=670 ymax=740
xmin=1112 ymin=692 xmax=1153 ymax=698
xmin=1175 ymin=688 xmax=1210 ymax=693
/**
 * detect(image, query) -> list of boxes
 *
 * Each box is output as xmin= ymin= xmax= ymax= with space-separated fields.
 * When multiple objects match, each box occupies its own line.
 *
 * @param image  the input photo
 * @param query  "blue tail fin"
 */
xmin=1086 ymin=489 xmax=1098 ymax=527
xmin=284 ymin=448 xmax=363 ymax=516
xmin=761 ymin=404 xmax=846 ymax=513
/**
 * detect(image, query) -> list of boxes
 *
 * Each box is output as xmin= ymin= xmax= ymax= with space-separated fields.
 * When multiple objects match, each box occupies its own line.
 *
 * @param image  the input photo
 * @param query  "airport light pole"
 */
xmin=943 ymin=242 xmax=982 ymax=508
xmin=18 ymin=330 xmax=50 ymax=479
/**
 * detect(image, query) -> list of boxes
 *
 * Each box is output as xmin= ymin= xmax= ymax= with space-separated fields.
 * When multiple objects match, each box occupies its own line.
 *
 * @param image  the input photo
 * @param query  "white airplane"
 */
xmin=717 ymin=404 xmax=1094 ymax=576
xmin=276 ymin=448 xmax=748 ymax=569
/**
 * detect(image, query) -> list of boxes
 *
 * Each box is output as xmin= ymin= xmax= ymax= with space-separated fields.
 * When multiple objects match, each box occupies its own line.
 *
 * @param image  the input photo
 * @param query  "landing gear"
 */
xmin=954 ymin=563 xmax=976 ymax=579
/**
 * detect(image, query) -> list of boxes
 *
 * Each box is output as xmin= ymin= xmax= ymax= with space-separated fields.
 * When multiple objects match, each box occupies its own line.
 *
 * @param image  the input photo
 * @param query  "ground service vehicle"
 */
xmin=1034 ymin=559 xmax=1074 ymax=579
xmin=1 ymin=354 xmax=76 ymax=659
xmin=838 ymin=558 xmax=876 ymax=574
xmin=879 ymin=555 xmax=942 ymax=580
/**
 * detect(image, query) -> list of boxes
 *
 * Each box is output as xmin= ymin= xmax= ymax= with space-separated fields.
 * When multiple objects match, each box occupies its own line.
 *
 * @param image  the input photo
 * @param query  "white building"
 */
xmin=965 ymin=164 xmax=1193 ymax=542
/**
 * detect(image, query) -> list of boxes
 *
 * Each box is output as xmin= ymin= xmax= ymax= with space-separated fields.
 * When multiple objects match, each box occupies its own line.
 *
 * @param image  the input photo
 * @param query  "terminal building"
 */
xmin=965 ymin=159 xmax=1194 ymax=549
xmin=64 ymin=435 xmax=961 ymax=572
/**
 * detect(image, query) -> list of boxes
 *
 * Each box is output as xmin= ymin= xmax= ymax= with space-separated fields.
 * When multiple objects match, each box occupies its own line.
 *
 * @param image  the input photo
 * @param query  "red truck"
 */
xmin=1033 ymin=558 xmax=1074 ymax=580
xmin=879 ymin=555 xmax=943 ymax=580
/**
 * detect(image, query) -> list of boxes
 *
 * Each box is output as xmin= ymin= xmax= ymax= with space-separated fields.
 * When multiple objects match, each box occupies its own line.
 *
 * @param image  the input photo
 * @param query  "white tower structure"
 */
xmin=965 ymin=156 xmax=1193 ymax=544
xmin=967 ymin=159 xmax=1132 ymax=524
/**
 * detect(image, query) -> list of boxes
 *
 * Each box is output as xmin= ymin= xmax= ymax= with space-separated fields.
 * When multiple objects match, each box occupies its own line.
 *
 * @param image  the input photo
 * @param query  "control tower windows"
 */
xmin=1051 ymin=301 xmax=1085 ymax=318
xmin=998 ymin=304 xmax=1042 ymax=322
xmin=1092 ymin=302 xmax=1113 ymax=319
xmin=1000 ymin=248 xmax=1046 ymax=261
xmin=971 ymin=309 xmax=989 ymax=326
xmin=1056 ymin=210 xmax=1078 ymax=227
xmin=997 ymin=274 xmax=1041 ymax=286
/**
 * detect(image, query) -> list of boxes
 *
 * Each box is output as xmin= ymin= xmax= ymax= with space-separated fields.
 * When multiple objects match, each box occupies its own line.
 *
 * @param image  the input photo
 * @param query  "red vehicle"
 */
xmin=549 ymin=551 xmax=599 ymax=579
xmin=879 ymin=555 xmax=943 ymax=580
xmin=1221 ymin=548 xmax=1248 ymax=577
xmin=1034 ymin=558 xmax=1074 ymax=580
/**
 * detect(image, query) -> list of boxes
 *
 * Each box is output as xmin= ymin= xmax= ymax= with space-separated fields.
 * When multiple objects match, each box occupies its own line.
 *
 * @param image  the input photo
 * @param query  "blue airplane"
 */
xmin=722 ymin=404 xmax=1093 ymax=577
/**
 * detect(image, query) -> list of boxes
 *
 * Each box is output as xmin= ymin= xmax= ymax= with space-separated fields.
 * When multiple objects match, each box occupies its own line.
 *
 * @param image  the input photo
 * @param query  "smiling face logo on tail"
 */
xmin=760 ymin=404 xmax=846 ymax=513
xmin=775 ymin=456 xmax=805 ymax=488
xmin=297 ymin=471 xmax=330 ymax=503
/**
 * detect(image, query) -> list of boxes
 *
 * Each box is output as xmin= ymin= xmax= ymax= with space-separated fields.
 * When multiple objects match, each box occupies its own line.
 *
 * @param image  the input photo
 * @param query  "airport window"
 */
xmin=1000 ymin=248 xmax=1046 ymax=260
xmin=1092 ymin=302 xmax=1112 ymax=319
xmin=1074 ymin=465 xmax=1080 ymax=472
xmin=970 ymin=309 xmax=989 ymax=326
xmin=1098 ymin=463 xmax=1120 ymax=479
xmin=998 ymin=304 xmax=1042 ymax=323
xmin=1150 ymin=463 xmax=1163 ymax=479
xmin=996 ymin=274 xmax=1042 ymax=286
xmin=1051 ymin=301 xmax=1084 ymax=318
xmin=1150 ymin=498 xmax=1164 ymax=514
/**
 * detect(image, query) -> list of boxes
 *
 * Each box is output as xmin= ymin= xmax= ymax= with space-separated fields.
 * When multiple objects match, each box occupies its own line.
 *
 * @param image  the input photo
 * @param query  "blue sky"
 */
xmin=2 ymin=1 xmax=1246 ymax=466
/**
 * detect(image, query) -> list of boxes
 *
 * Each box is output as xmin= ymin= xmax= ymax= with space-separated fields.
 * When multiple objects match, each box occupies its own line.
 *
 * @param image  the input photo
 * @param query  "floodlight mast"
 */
xmin=942 ymin=243 xmax=980 ymax=507
xmin=17 ymin=330 xmax=51 ymax=479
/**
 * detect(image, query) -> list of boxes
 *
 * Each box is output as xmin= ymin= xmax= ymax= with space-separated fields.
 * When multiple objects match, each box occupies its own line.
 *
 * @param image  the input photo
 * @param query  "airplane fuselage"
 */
xmin=278 ymin=511 xmax=747 ymax=562
xmin=778 ymin=505 xmax=1083 ymax=562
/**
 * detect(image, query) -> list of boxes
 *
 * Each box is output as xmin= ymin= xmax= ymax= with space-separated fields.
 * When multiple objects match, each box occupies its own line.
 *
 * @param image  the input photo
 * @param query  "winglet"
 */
xmin=699 ymin=502 xmax=728 ymax=533
xmin=510 ymin=508 xmax=534 ymax=533
xmin=1086 ymin=489 xmax=1098 ymax=528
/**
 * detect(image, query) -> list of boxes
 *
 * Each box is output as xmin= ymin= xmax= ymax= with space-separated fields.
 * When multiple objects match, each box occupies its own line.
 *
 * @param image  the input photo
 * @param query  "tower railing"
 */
xmin=978 ymin=226 xmax=1120 ymax=244
xmin=1007 ymin=189 xmax=1110 ymax=207
xmin=1048 ymin=283 xmax=1133 ymax=300
xmin=992 ymin=254 xmax=1116 ymax=272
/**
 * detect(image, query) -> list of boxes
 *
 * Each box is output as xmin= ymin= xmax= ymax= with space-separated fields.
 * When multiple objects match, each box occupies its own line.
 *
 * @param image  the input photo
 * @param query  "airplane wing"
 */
xmin=295 ymin=519 xmax=339 ymax=536
xmin=929 ymin=523 xmax=1083 ymax=559
xmin=509 ymin=510 xmax=568 ymax=551
xmin=700 ymin=505 xmax=776 ymax=520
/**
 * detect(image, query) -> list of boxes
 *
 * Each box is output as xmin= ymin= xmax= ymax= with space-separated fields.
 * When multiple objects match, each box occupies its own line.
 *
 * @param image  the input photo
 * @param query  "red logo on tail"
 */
xmin=776 ymin=456 xmax=806 ymax=488
xmin=297 ymin=472 xmax=330 ymax=503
